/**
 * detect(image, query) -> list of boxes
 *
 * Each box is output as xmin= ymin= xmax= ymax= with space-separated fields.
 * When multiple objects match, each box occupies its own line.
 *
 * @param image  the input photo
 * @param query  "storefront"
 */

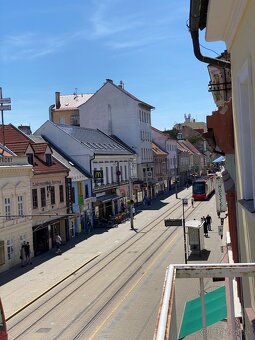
xmin=33 ymin=216 xmax=69 ymax=256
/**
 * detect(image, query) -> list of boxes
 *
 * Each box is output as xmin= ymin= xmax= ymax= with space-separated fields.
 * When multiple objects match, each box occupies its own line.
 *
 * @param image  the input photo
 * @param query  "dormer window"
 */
xmin=46 ymin=153 xmax=52 ymax=166
xmin=27 ymin=153 xmax=34 ymax=165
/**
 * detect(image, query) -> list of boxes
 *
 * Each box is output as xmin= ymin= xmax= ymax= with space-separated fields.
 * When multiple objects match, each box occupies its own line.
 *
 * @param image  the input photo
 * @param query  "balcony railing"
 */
xmin=154 ymin=263 xmax=255 ymax=340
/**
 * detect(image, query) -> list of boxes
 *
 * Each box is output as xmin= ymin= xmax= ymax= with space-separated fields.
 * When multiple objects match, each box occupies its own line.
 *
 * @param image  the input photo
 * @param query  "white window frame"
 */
xmin=236 ymin=58 xmax=255 ymax=202
xmin=4 ymin=197 xmax=11 ymax=220
xmin=18 ymin=195 xmax=24 ymax=216
xmin=7 ymin=239 xmax=14 ymax=260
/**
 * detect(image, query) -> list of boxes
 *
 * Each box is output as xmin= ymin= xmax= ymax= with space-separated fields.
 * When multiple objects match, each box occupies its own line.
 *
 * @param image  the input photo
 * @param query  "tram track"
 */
xmin=8 ymin=195 xmax=203 ymax=339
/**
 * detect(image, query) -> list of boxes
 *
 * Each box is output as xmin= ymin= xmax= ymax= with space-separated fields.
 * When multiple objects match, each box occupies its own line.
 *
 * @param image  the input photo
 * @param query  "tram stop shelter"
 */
xmin=186 ymin=219 xmax=205 ymax=256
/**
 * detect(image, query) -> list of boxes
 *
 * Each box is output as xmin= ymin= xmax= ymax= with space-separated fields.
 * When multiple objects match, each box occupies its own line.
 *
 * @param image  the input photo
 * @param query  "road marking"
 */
xmin=89 ymin=231 xmax=181 ymax=339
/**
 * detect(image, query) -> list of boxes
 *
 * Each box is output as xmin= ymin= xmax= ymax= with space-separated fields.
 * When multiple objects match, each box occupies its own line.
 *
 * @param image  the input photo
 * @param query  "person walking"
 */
xmin=20 ymin=242 xmax=26 ymax=267
xmin=202 ymin=216 xmax=208 ymax=237
xmin=206 ymin=214 xmax=212 ymax=231
xmin=191 ymin=198 xmax=194 ymax=208
xmin=24 ymin=241 xmax=32 ymax=265
xmin=55 ymin=234 xmax=62 ymax=254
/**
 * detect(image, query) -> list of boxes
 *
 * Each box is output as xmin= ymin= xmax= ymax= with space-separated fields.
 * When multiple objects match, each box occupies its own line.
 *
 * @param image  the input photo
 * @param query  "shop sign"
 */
xmin=215 ymin=176 xmax=226 ymax=212
xmin=66 ymin=178 xmax=73 ymax=213
xmin=84 ymin=197 xmax=97 ymax=204
xmin=94 ymin=170 xmax=103 ymax=184
xmin=165 ymin=219 xmax=183 ymax=227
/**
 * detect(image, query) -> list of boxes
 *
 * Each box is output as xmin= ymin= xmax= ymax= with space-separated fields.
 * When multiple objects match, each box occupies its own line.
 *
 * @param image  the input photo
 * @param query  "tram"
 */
xmin=0 ymin=298 xmax=7 ymax=340
xmin=192 ymin=175 xmax=215 ymax=201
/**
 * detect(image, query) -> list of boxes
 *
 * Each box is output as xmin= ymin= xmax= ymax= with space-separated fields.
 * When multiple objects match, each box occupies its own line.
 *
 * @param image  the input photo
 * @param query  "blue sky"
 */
xmin=1 ymin=0 xmax=226 ymax=132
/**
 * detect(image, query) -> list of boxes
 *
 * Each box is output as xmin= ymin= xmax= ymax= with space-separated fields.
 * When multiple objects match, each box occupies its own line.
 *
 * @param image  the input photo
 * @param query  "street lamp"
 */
xmin=174 ymin=156 xmax=178 ymax=199
xmin=207 ymin=50 xmax=231 ymax=107
xmin=129 ymin=160 xmax=134 ymax=230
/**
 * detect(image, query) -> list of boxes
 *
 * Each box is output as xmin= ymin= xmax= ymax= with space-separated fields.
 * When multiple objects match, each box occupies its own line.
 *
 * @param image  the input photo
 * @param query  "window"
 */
xmin=4 ymin=198 xmax=11 ymax=220
xmin=120 ymin=166 xmax=123 ymax=181
xmin=32 ymin=189 xmax=38 ymax=209
xmin=27 ymin=153 xmax=34 ymax=165
xmin=41 ymin=188 xmax=46 ymax=207
xmin=17 ymin=196 xmax=24 ymax=216
xmin=6 ymin=239 xmax=14 ymax=260
xmin=106 ymin=167 xmax=109 ymax=184
xmin=51 ymin=186 xmax=55 ymax=205
xmin=0 ymin=240 xmax=4 ymax=265
xmin=46 ymin=154 xmax=52 ymax=166
xmin=72 ymin=187 xmax=75 ymax=203
xmin=85 ymin=184 xmax=89 ymax=198
xmin=237 ymin=58 xmax=255 ymax=202
xmin=111 ymin=166 xmax=114 ymax=183
xmin=59 ymin=185 xmax=64 ymax=202
xmin=20 ymin=234 xmax=26 ymax=245
xmin=124 ymin=165 xmax=127 ymax=180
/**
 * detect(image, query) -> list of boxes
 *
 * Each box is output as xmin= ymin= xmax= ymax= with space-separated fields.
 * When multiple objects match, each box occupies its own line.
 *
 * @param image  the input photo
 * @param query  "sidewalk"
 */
xmin=0 ymin=188 xmax=223 ymax=321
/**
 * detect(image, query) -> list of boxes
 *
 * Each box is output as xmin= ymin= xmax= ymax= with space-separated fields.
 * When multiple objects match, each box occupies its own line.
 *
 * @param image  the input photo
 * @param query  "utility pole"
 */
xmin=182 ymin=198 xmax=188 ymax=264
xmin=0 ymin=88 xmax=11 ymax=147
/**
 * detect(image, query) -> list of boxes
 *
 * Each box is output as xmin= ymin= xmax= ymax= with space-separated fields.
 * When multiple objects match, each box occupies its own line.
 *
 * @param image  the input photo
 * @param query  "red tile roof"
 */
xmin=32 ymin=143 xmax=50 ymax=154
xmin=0 ymin=124 xmax=68 ymax=174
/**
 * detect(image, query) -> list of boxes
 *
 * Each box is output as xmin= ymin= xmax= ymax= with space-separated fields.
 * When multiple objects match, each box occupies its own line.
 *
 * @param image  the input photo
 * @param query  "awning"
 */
xmin=96 ymin=194 xmax=120 ymax=203
xmin=178 ymin=286 xmax=227 ymax=339
xmin=213 ymin=155 xmax=225 ymax=163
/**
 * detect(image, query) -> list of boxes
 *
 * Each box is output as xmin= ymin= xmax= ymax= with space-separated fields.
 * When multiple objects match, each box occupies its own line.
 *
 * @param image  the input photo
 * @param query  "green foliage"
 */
xmin=164 ymin=128 xmax=178 ymax=140
xmin=188 ymin=135 xmax=203 ymax=144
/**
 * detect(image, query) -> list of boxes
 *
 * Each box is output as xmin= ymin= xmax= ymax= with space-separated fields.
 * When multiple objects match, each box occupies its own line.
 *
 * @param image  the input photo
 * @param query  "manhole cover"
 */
xmin=36 ymin=328 xmax=51 ymax=333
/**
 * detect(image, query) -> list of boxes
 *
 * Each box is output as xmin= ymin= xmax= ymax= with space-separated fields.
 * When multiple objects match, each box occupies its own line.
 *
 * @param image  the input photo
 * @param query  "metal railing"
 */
xmin=154 ymin=263 xmax=255 ymax=340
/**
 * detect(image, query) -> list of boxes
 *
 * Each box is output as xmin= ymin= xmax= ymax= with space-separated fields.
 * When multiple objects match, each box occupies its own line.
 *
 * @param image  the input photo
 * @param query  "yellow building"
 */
xmin=50 ymin=91 xmax=93 ymax=125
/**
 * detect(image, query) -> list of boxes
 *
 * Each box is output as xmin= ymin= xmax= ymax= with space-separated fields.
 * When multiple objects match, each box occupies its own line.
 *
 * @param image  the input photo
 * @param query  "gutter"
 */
xmin=189 ymin=0 xmax=231 ymax=69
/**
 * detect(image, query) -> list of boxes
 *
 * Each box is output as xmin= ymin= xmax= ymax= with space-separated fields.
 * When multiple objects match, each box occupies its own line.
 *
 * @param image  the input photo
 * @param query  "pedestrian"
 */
xmin=191 ymin=198 xmax=194 ymax=208
xmin=24 ymin=241 xmax=32 ymax=265
xmin=206 ymin=214 xmax=212 ymax=231
xmin=186 ymin=182 xmax=189 ymax=189
xmin=55 ymin=234 xmax=62 ymax=254
xmin=20 ymin=242 xmax=26 ymax=267
xmin=203 ymin=218 xmax=209 ymax=237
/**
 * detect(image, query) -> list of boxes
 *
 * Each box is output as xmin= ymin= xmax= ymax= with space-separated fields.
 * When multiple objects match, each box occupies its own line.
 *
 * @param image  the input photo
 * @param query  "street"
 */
xmin=4 ymin=188 xmax=227 ymax=339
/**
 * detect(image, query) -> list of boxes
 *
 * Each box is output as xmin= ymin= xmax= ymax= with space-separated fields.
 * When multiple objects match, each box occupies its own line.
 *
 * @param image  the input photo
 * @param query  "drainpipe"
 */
xmin=190 ymin=30 xmax=231 ymax=69
xmin=189 ymin=0 xmax=231 ymax=69
xmin=49 ymin=104 xmax=55 ymax=121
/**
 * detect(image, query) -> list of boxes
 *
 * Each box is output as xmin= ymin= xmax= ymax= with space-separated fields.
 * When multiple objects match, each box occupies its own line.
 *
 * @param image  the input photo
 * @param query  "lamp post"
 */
xmin=174 ymin=156 xmax=178 ymax=199
xmin=129 ymin=160 xmax=134 ymax=230
xmin=182 ymin=198 xmax=188 ymax=264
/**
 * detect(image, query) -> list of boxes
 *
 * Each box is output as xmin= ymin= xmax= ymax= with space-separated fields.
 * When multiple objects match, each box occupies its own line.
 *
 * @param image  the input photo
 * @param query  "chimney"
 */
xmin=55 ymin=91 xmax=61 ymax=109
xmin=118 ymin=80 xmax=124 ymax=89
xmin=105 ymin=79 xmax=113 ymax=83
xmin=18 ymin=125 xmax=32 ymax=135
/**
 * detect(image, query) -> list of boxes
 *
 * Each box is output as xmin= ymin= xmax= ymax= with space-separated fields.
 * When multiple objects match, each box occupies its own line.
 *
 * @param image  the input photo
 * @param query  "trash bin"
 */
xmin=186 ymin=219 xmax=205 ymax=255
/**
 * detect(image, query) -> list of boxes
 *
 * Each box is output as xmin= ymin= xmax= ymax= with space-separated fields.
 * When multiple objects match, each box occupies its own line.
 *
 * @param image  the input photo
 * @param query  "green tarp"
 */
xmin=178 ymin=286 xmax=227 ymax=339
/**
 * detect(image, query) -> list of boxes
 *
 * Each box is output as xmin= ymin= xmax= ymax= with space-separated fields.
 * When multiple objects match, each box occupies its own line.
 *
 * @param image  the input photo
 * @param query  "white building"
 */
xmin=35 ymin=121 xmax=137 ymax=222
xmin=0 ymin=147 xmax=33 ymax=273
xmin=151 ymin=127 xmax=177 ymax=188
xmin=51 ymin=80 xmax=155 ymax=199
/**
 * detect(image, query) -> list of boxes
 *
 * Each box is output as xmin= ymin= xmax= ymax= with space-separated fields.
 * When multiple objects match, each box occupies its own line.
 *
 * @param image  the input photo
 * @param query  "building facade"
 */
xmin=0 ymin=146 xmax=33 ymax=272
